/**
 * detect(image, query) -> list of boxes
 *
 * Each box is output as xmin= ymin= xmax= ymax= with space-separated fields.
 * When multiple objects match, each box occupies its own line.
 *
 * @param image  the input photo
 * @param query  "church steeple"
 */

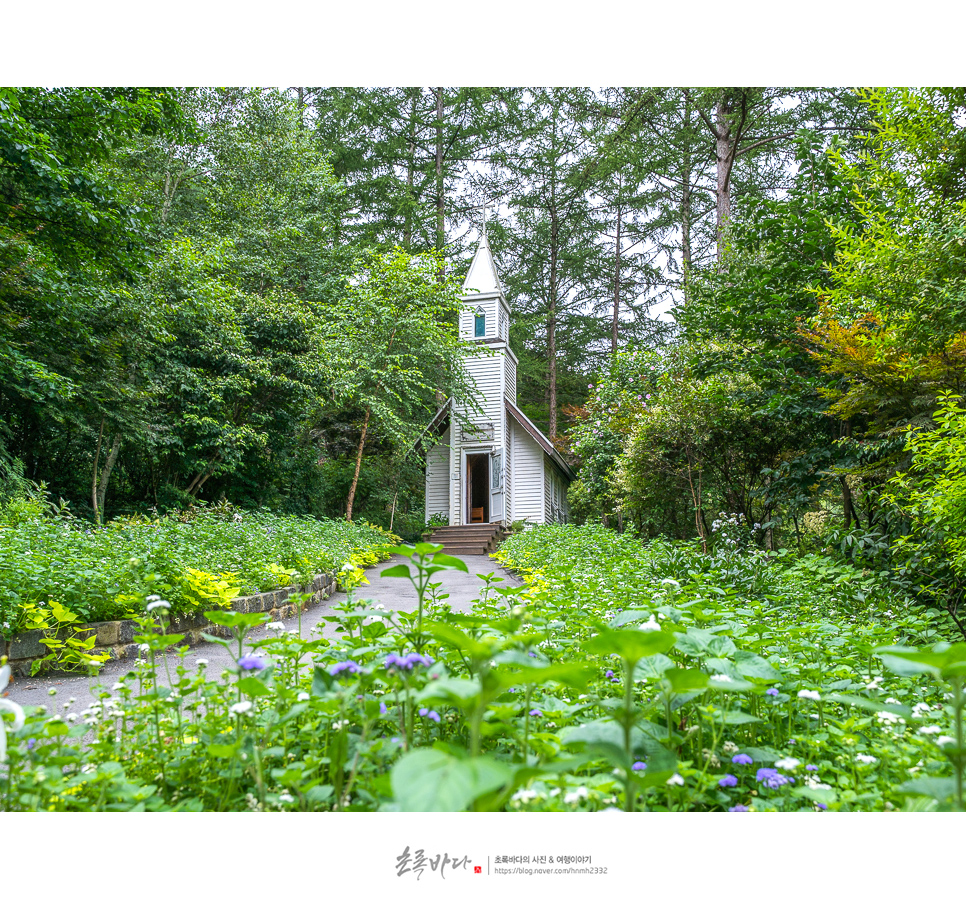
xmin=463 ymin=225 xmax=504 ymax=295
xmin=460 ymin=228 xmax=511 ymax=343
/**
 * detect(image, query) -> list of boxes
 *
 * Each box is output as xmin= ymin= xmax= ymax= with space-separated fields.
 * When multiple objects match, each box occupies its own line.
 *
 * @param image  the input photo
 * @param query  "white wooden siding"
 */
xmin=461 ymin=297 xmax=498 ymax=339
xmin=504 ymin=353 xmax=517 ymax=403
xmin=504 ymin=413 xmax=513 ymax=523
xmin=511 ymin=417 xmax=545 ymax=524
xmin=424 ymin=432 xmax=450 ymax=522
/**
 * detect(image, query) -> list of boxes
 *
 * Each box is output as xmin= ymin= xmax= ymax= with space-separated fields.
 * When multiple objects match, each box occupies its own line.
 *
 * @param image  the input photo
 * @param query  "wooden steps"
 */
xmin=427 ymin=523 xmax=506 ymax=556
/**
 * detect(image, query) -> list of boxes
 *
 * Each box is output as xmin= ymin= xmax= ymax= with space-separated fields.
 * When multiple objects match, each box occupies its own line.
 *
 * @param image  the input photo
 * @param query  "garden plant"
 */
xmin=2 ymin=525 xmax=964 ymax=812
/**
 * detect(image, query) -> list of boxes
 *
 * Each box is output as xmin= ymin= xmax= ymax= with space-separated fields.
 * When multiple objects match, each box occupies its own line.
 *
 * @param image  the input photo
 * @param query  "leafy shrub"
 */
xmin=0 ymin=508 xmax=398 ymax=637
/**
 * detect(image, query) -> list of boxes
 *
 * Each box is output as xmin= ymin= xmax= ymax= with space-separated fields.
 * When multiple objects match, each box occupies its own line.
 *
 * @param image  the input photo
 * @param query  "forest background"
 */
xmin=3 ymin=85 xmax=966 ymax=627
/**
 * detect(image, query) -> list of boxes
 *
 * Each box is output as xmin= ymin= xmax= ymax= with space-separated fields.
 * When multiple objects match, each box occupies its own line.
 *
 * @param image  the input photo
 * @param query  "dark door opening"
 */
xmin=466 ymin=453 xmax=489 ymax=524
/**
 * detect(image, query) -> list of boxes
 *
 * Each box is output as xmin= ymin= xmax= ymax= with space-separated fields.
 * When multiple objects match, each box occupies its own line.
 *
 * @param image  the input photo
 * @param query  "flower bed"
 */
xmin=1 ymin=527 xmax=963 ymax=812
xmin=0 ymin=507 xmax=398 ymax=638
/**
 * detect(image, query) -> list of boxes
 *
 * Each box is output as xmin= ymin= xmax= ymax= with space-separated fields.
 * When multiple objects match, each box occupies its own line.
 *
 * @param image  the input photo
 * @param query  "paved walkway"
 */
xmin=9 ymin=554 xmax=524 ymax=712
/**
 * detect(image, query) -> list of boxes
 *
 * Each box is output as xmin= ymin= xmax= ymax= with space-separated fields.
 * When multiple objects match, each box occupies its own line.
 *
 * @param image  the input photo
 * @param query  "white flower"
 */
xmin=855 ymin=753 xmax=877 ymax=764
xmin=723 ymin=741 xmax=739 ymax=755
xmin=512 ymin=788 xmax=540 ymax=803
xmin=937 ymin=736 xmax=956 ymax=747
xmin=666 ymin=773 xmax=685 ymax=786
xmin=865 ymin=677 xmax=883 ymax=690
xmin=638 ymin=617 xmax=660 ymax=632
xmin=564 ymin=786 xmax=589 ymax=804
xmin=659 ymin=578 xmax=680 ymax=587
xmin=798 ymin=689 xmax=821 ymax=702
xmin=66 ymin=713 xmax=78 ymax=723
xmin=297 ymin=692 xmax=310 ymax=702
xmin=912 ymin=702 xmax=933 ymax=717
xmin=332 ymin=720 xmax=348 ymax=731
xmin=146 ymin=599 xmax=171 ymax=612
xmin=112 ymin=682 xmax=126 ymax=691
xmin=877 ymin=710 xmax=905 ymax=725
xmin=230 ymin=701 xmax=253 ymax=715
xmin=195 ymin=659 xmax=209 ymax=667
xmin=266 ymin=622 xmax=286 ymax=633
xmin=919 ymin=725 xmax=942 ymax=735
xmin=0 ymin=665 xmax=26 ymax=763
xmin=775 ymin=757 xmax=800 ymax=771
xmin=278 ymin=793 xmax=295 ymax=804
xmin=710 ymin=674 xmax=734 ymax=684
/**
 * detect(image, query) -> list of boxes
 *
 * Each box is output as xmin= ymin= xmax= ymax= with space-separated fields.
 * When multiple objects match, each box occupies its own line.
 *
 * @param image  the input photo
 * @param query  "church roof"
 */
xmin=463 ymin=228 xmax=504 ymax=295
xmin=505 ymin=399 xmax=574 ymax=480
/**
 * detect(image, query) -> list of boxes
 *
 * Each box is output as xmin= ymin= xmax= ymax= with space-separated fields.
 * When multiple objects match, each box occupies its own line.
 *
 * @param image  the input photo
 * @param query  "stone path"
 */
xmin=8 ymin=554 xmax=524 ymax=713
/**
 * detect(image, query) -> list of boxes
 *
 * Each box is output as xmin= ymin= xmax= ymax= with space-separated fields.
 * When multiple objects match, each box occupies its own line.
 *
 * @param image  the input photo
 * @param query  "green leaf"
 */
xmin=391 ymin=748 xmax=512 ymax=812
xmin=311 ymin=665 xmax=334 ymax=696
xmin=663 ymin=667 xmax=709 ymax=693
xmin=380 ymin=564 xmax=413 ymax=580
xmin=898 ymin=776 xmax=958 ymax=803
xmin=633 ymin=653 xmax=675 ymax=681
xmin=584 ymin=628 xmax=676 ymax=663
xmin=237 ymin=675 xmax=272 ymax=698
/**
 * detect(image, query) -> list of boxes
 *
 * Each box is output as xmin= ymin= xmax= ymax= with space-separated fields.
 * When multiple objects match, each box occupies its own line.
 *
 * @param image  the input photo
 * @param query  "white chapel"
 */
xmin=424 ymin=232 xmax=573 ymax=533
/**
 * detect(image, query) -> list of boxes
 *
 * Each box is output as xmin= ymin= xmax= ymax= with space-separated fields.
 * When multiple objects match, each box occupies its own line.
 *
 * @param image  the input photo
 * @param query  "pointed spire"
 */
xmin=463 ymin=213 xmax=503 ymax=294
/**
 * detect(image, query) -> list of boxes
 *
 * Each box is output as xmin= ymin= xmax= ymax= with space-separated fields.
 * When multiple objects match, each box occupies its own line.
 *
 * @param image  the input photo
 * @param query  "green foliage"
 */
xmin=0 ymin=506 xmax=397 ymax=637
xmin=4 ymin=524 xmax=963 ymax=812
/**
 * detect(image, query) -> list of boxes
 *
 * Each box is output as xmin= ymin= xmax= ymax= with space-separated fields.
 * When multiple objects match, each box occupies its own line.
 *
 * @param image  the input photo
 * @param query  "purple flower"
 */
xmin=529 ymin=709 xmax=542 ymax=717
xmin=732 ymin=753 xmax=753 ymax=765
xmin=605 ymin=670 xmax=615 ymax=679
xmin=385 ymin=652 xmax=434 ymax=671
xmin=26 ymin=739 xmax=36 ymax=751
xmin=418 ymin=707 xmax=440 ymax=723
xmin=632 ymin=761 xmax=647 ymax=771
xmin=718 ymin=774 xmax=738 ymax=788
xmin=756 ymin=767 xmax=791 ymax=789
xmin=611 ymin=678 xmax=621 ymax=684
xmin=238 ymin=654 xmax=266 ymax=671
xmin=379 ymin=701 xmax=388 ymax=716
xmin=728 ymin=804 xmax=749 ymax=812
xmin=816 ymin=803 xmax=828 ymax=810
xmin=329 ymin=660 xmax=362 ymax=676
xmin=805 ymin=764 xmax=818 ymax=772
xmin=766 ymin=688 xmax=779 ymax=697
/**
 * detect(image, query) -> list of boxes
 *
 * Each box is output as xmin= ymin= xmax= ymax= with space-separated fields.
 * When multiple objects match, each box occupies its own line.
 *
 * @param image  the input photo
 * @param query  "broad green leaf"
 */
xmin=380 ymin=564 xmax=413 ymax=580
xmin=391 ymin=749 xmax=512 ymax=812
xmin=237 ymin=675 xmax=272 ymax=698
xmin=584 ymin=628 xmax=676 ymax=662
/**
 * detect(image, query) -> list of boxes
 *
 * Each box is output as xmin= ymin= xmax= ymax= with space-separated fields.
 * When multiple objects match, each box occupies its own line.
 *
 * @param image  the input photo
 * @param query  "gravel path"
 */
xmin=8 ymin=553 xmax=523 ymax=713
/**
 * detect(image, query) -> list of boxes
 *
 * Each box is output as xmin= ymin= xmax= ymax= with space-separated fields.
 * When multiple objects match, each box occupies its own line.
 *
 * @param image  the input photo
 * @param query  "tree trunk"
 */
xmin=92 ymin=417 xmax=104 ymax=525
xmin=841 ymin=475 xmax=855 ymax=530
xmin=548 ymin=206 xmax=559 ymax=439
xmin=612 ymin=199 xmax=622 ymax=354
xmin=345 ymin=406 xmax=372 ymax=522
xmin=681 ymin=90 xmax=693 ymax=291
xmin=714 ymin=96 xmax=734 ymax=261
xmin=434 ymin=86 xmax=445 ymax=270
xmin=404 ymin=92 xmax=418 ymax=250
xmin=92 ymin=424 xmax=121 ymax=525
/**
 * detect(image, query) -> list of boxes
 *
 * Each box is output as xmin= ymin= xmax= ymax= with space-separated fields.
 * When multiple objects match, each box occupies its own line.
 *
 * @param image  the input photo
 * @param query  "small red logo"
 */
xmin=474 ymin=866 xmax=482 ymax=874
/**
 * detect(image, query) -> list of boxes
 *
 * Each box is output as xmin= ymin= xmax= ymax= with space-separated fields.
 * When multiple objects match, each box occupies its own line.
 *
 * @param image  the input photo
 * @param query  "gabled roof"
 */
xmin=463 ymin=227 xmax=504 ymax=295
xmin=505 ymin=398 xmax=574 ymax=481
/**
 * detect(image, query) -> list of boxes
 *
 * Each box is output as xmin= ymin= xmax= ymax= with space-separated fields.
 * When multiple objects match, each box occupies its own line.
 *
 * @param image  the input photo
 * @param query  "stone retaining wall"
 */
xmin=0 ymin=573 xmax=338 ymax=678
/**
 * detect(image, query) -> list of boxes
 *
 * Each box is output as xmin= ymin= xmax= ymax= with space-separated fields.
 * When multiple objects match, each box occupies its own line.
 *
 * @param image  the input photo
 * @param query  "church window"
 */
xmin=474 ymin=313 xmax=486 ymax=337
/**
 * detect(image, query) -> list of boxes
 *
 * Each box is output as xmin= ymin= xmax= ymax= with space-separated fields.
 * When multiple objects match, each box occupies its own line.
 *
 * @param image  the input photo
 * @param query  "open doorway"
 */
xmin=466 ymin=453 xmax=489 ymax=524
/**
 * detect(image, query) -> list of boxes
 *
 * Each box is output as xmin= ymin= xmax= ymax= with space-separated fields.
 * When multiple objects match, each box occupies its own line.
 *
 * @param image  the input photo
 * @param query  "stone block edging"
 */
xmin=1 ymin=573 xmax=338 ymax=679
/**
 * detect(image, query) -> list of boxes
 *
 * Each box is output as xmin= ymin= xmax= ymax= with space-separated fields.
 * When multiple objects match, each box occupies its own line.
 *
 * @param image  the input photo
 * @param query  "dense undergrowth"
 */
xmin=0 ymin=503 xmax=398 ymax=638
xmin=2 ymin=524 xmax=965 ymax=812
